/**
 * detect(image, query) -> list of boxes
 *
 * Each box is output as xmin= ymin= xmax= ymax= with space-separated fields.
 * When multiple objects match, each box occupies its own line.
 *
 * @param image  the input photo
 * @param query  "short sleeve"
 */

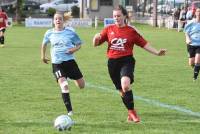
xmin=42 ymin=30 xmax=51 ymax=45
xmin=184 ymin=22 xmax=193 ymax=34
xmin=71 ymin=32 xmax=82 ymax=45
xmin=99 ymin=26 xmax=108 ymax=44
xmin=134 ymin=31 xmax=147 ymax=47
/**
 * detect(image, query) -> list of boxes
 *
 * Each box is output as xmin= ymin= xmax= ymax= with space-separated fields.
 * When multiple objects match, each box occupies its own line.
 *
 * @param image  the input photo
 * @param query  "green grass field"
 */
xmin=0 ymin=24 xmax=200 ymax=134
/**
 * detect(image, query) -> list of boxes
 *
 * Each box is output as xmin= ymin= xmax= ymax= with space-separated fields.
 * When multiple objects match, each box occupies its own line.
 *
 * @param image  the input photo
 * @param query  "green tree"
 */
xmin=16 ymin=0 xmax=24 ymax=24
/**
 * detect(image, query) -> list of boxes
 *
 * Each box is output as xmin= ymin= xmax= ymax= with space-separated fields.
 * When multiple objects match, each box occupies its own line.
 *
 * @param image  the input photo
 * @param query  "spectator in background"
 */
xmin=178 ymin=6 xmax=187 ymax=32
xmin=173 ymin=7 xmax=180 ymax=28
xmin=186 ymin=6 xmax=196 ymax=24
xmin=186 ymin=7 xmax=194 ymax=20
xmin=0 ymin=7 xmax=8 ymax=48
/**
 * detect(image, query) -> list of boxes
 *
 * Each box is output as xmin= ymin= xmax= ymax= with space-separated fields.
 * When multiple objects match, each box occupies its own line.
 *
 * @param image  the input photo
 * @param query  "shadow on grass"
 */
xmin=3 ymin=121 xmax=52 ymax=128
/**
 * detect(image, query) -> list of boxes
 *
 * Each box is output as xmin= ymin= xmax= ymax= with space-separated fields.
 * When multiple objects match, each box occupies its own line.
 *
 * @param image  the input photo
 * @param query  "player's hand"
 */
xmin=93 ymin=33 xmax=101 ymax=46
xmin=186 ymin=40 xmax=191 ymax=45
xmin=66 ymin=45 xmax=81 ymax=54
xmin=94 ymin=33 xmax=101 ymax=40
xmin=157 ymin=49 xmax=167 ymax=56
xmin=67 ymin=48 xmax=75 ymax=54
xmin=41 ymin=57 xmax=50 ymax=64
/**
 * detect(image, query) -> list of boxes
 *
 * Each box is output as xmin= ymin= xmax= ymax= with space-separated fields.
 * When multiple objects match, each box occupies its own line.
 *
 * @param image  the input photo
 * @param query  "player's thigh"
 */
xmin=120 ymin=58 xmax=135 ymax=84
xmin=52 ymin=64 xmax=66 ymax=81
xmin=64 ymin=60 xmax=83 ymax=80
xmin=107 ymin=59 xmax=121 ymax=90
xmin=188 ymin=45 xmax=196 ymax=65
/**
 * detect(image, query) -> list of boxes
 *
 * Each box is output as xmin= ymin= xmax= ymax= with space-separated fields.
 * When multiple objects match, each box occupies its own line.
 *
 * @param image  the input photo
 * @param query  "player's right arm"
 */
xmin=185 ymin=33 xmax=192 ymax=45
xmin=93 ymin=27 xmax=108 ymax=47
xmin=183 ymin=22 xmax=193 ymax=45
xmin=41 ymin=44 xmax=50 ymax=64
xmin=41 ymin=30 xmax=51 ymax=64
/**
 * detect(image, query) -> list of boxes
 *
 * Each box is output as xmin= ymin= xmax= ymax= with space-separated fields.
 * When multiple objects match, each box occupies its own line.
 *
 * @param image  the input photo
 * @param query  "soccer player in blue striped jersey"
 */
xmin=41 ymin=12 xmax=85 ymax=116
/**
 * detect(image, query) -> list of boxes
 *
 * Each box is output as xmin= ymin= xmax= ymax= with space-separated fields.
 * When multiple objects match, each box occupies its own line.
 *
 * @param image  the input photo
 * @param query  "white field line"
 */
xmin=86 ymin=82 xmax=200 ymax=117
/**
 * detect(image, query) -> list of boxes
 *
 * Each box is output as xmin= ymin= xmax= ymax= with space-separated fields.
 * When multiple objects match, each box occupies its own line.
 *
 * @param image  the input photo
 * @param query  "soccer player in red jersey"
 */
xmin=93 ymin=5 xmax=166 ymax=123
xmin=0 ymin=7 xmax=8 ymax=47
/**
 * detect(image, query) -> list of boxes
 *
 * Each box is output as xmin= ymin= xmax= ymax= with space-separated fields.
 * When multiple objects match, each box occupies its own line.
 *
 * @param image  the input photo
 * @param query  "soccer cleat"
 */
xmin=67 ymin=111 xmax=73 ymax=116
xmin=193 ymin=78 xmax=197 ymax=82
xmin=193 ymin=76 xmax=198 ymax=81
xmin=127 ymin=109 xmax=140 ymax=123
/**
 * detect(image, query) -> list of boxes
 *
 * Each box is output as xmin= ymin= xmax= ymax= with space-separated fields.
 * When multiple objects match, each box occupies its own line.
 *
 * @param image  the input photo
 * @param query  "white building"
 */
xmin=79 ymin=0 xmax=136 ymax=20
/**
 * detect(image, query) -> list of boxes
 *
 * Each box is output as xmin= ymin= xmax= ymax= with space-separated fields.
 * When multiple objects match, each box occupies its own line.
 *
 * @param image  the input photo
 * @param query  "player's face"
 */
xmin=54 ymin=14 xmax=64 ymax=29
xmin=195 ymin=8 xmax=200 ymax=20
xmin=113 ymin=10 xmax=125 ymax=26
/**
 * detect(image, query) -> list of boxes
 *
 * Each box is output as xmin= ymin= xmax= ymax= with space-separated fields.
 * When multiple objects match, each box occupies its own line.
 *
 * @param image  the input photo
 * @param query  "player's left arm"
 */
xmin=67 ymin=44 xmax=81 ymax=54
xmin=4 ymin=13 xmax=9 ymax=27
xmin=143 ymin=43 xmax=167 ymax=56
xmin=134 ymin=31 xmax=166 ymax=56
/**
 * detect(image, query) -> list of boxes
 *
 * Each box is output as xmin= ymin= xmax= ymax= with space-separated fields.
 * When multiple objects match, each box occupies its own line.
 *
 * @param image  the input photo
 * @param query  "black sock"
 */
xmin=62 ymin=93 xmax=72 ymax=112
xmin=0 ymin=36 xmax=2 ymax=44
xmin=2 ymin=36 xmax=4 ymax=44
xmin=194 ymin=64 xmax=200 ymax=79
xmin=121 ymin=90 xmax=134 ymax=110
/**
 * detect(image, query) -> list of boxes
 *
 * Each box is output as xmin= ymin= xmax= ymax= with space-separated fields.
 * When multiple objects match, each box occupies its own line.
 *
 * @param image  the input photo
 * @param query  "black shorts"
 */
xmin=52 ymin=60 xmax=83 ymax=81
xmin=0 ymin=28 xmax=6 ymax=33
xmin=187 ymin=45 xmax=200 ymax=58
xmin=107 ymin=55 xmax=135 ymax=90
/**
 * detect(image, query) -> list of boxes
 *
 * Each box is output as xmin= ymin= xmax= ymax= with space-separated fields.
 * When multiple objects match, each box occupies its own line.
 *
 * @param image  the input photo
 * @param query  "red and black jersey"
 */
xmin=0 ymin=11 xmax=8 ymax=29
xmin=99 ymin=24 xmax=147 ymax=59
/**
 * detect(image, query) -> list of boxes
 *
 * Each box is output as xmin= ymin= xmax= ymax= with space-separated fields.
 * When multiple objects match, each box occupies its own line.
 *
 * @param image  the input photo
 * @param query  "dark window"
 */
xmin=100 ymin=0 xmax=112 ymax=6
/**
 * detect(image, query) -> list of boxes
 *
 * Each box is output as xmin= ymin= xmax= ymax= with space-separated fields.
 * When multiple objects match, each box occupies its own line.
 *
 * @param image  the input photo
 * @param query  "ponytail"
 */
xmin=63 ymin=12 xmax=72 ymax=22
xmin=54 ymin=11 xmax=72 ymax=22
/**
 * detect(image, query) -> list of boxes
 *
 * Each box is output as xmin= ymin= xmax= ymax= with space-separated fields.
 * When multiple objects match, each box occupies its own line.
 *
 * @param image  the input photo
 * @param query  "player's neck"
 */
xmin=55 ymin=26 xmax=64 ymax=31
xmin=116 ymin=23 xmax=126 ymax=28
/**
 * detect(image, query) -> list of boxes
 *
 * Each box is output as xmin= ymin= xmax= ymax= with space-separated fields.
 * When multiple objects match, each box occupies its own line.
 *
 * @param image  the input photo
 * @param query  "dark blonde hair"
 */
xmin=114 ymin=5 xmax=129 ymax=24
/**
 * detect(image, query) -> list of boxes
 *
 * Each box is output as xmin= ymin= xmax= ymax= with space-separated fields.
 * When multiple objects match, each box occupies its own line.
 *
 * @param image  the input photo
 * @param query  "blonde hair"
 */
xmin=63 ymin=12 xmax=72 ymax=22
xmin=54 ymin=11 xmax=72 ymax=22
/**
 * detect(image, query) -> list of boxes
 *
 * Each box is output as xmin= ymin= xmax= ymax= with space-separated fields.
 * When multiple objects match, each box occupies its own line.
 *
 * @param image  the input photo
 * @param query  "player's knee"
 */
xmin=189 ymin=59 xmax=194 ymax=67
xmin=122 ymin=85 xmax=130 ymax=91
xmin=76 ymin=78 xmax=85 ymax=89
xmin=191 ymin=64 xmax=195 ymax=68
xmin=121 ymin=77 xmax=131 ymax=91
xmin=78 ymin=82 xmax=85 ymax=89
xmin=121 ymin=81 xmax=130 ymax=91
xmin=189 ymin=63 xmax=195 ymax=68
xmin=59 ymin=78 xmax=69 ymax=93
